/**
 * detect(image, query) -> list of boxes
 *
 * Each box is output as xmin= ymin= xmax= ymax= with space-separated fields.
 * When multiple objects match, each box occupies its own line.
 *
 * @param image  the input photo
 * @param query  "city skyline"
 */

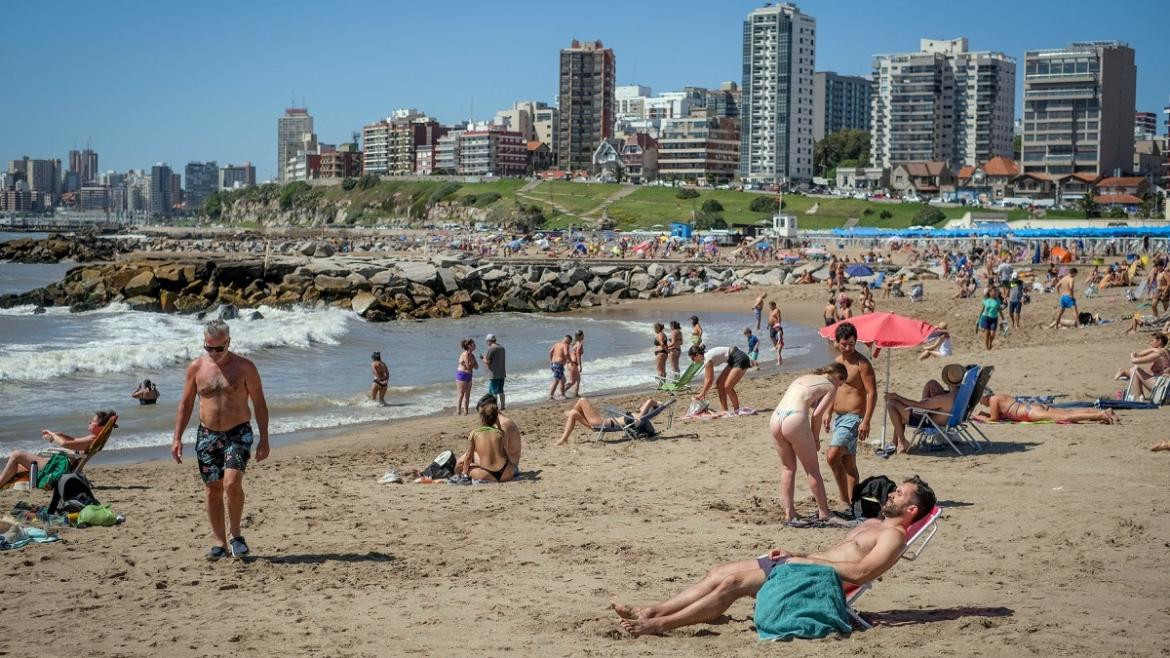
xmin=2 ymin=0 xmax=1167 ymax=180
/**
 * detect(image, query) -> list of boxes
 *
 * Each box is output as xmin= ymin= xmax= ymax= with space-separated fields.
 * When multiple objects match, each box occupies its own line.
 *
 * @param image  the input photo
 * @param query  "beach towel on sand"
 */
xmin=754 ymin=562 xmax=852 ymax=641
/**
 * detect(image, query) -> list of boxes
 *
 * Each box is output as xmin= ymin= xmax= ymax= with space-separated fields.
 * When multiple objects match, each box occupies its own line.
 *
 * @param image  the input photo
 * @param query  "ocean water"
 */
xmin=0 ymin=263 xmax=828 ymax=462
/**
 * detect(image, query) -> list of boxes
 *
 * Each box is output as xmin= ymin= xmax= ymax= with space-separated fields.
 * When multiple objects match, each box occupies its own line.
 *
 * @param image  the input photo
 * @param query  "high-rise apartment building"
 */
xmin=1135 ymin=111 xmax=1158 ymax=140
xmin=812 ymin=72 xmax=871 ymax=141
xmin=362 ymin=110 xmax=447 ymax=176
xmin=184 ymin=161 xmax=218 ymax=209
xmin=219 ymin=162 xmax=256 ymax=190
xmin=23 ymin=158 xmax=61 ymax=202
xmin=277 ymin=108 xmax=314 ymax=183
xmin=871 ymin=38 xmax=1015 ymax=170
xmin=739 ymin=3 xmax=817 ymax=185
xmin=149 ymin=163 xmax=173 ymax=216
xmin=68 ymin=149 xmax=99 ymax=185
xmin=706 ymin=81 xmax=740 ymax=119
xmin=170 ymin=173 xmax=183 ymax=208
xmin=657 ymin=116 xmax=741 ymax=184
xmin=615 ymin=85 xmax=652 ymax=120
xmin=557 ymin=40 xmax=616 ymax=172
xmin=1021 ymin=42 xmax=1136 ymax=176
xmin=457 ymin=126 xmax=527 ymax=176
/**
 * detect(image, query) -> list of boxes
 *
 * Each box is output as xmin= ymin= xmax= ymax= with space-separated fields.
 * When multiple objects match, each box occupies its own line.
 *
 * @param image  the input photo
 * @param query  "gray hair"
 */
xmin=204 ymin=319 xmax=231 ymax=340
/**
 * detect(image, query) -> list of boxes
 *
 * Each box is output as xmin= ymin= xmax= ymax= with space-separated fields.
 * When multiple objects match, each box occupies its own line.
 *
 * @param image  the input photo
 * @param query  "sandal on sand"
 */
xmin=229 ymin=536 xmax=250 ymax=558
xmin=783 ymin=517 xmax=813 ymax=528
xmin=206 ymin=546 xmax=228 ymax=561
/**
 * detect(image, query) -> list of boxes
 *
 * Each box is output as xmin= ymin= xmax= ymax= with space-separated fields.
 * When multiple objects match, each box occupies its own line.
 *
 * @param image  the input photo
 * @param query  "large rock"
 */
xmin=124 ymin=295 xmax=161 ymax=312
xmin=566 ymin=267 xmax=592 ymax=285
xmin=313 ymin=243 xmax=336 ymax=258
xmin=602 ymin=277 xmax=627 ymax=294
xmin=159 ymin=290 xmax=177 ymax=313
xmin=533 ymin=282 xmax=560 ymax=300
xmin=647 ymin=263 xmax=666 ymax=280
xmin=399 ymin=262 xmax=438 ymax=285
xmin=123 ymin=271 xmax=159 ymax=297
xmin=216 ymin=261 xmax=265 ymax=288
xmin=629 ymin=272 xmax=656 ymax=291
xmin=314 ymin=274 xmax=351 ymax=294
xmin=481 ymin=268 xmax=509 ymax=283
xmin=590 ymin=265 xmax=621 ymax=277
xmin=351 ymin=291 xmax=379 ymax=316
xmin=436 ymin=268 xmax=458 ymax=294
xmin=345 ymin=272 xmax=370 ymax=291
xmin=369 ymin=270 xmax=400 ymax=286
xmin=566 ymin=281 xmax=588 ymax=298
xmin=154 ymin=264 xmax=189 ymax=287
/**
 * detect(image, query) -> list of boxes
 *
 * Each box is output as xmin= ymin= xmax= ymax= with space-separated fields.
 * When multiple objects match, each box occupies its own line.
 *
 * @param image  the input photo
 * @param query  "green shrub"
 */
xmin=279 ymin=181 xmax=312 ymax=210
xmin=912 ymin=205 xmax=946 ymax=225
xmin=750 ymin=196 xmax=783 ymax=212
xmin=676 ymin=188 xmax=700 ymax=200
xmin=693 ymin=211 xmax=726 ymax=230
xmin=428 ymin=182 xmax=461 ymax=204
xmin=341 ymin=177 xmax=358 ymax=191
xmin=701 ymin=199 xmax=724 ymax=213
xmin=879 ymin=209 xmax=893 ymax=220
xmin=358 ymin=175 xmax=379 ymax=190
xmin=862 ymin=207 xmax=874 ymax=216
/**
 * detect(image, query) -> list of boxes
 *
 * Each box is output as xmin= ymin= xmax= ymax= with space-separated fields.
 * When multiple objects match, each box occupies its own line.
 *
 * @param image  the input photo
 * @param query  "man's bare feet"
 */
xmin=610 ymin=600 xmax=642 ymax=620
xmin=1151 ymin=440 xmax=1170 ymax=452
xmin=619 ymin=616 xmax=662 ymax=637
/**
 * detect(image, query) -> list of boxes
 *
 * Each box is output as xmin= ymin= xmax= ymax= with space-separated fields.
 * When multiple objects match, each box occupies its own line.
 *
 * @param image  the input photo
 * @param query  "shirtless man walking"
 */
xmin=766 ymin=301 xmax=784 ymax=366
xmin=826 ymin=323 xmax=876 ymax=512
xmin=369 ymin=351 xmax=389 ymax=405
xmin=612 ymin=476 xmax=936 ymax=636
xmin=172 ymin=319 xmax=270 ymax=560
xmin=1048 ymin=267 xmax=1079 ymax=328
xmin=752 ymin=292 xmax=767 ymax=331
xmin=1152 ymin=261 xmax=1170 ymax=317
xmin=548 ymin=335 xmax=571 ymax=401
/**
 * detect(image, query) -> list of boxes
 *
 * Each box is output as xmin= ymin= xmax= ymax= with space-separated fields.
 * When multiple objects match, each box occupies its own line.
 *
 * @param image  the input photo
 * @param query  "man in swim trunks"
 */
xmin=767 ymin=301 xmax=783 ymax=366
xmin=370 ymin=351 xmax=389 ymax=405
xmin=752 ymin=292 xmax=766 ymax=331
xmin=480 ymin=334 xmax=507 ymax=411
xmin=611 ymin=477 xmax=935 ymax=636
xmin=548 ymin=334 xmax=570 ymax=401
xmin=1153 ymin=261 xmax=1170 ymax=317
xmin=1048 ymin=268 xmax=1078 ymax=329
xmin=826 ymin=323 xmax=876 ymax=513
xmin=172 ymin=319 xmax=270 ymax=561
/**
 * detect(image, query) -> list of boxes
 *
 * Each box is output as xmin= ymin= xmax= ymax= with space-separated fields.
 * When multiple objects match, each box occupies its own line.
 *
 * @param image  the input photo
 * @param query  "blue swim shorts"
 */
xmin=1060 ymin=294 xmax=1076 ymax=309
xmin=550 ymin=362 xmax=565 ymax=380
xmin=487 ymin=378 xmax=505 ymax=395
xmin=830 ymin=412 xmax=863 ymax=454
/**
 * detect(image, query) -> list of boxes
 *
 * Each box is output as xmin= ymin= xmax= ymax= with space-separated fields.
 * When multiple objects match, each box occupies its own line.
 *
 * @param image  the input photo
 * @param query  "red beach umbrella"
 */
xmin=820 ymin=312 xmax=938 ymax=450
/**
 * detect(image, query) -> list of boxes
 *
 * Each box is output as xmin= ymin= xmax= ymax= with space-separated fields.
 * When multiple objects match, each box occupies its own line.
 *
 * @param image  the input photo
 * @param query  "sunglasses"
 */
xmin=204 ymin=344 xmax=227 ymax=353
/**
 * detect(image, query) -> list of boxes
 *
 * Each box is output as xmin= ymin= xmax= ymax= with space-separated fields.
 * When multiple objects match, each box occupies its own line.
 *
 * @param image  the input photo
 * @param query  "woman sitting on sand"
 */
xmin=456 ymin=400 xmax=514 ymax=482
xmin=0 ymin=410 xmax=117 ymax=487
xmin=918 ymin=323 xmax=952 ymax=360
xmin=690 ymin=344 xmax=752 ymax=417
xmin=976 ymin=390 xmax=1119 ymax=424
xmin=770 ymin=363 xmax=848 ymax=527
xmin=556 ymin=397 xmax=664 ymax=445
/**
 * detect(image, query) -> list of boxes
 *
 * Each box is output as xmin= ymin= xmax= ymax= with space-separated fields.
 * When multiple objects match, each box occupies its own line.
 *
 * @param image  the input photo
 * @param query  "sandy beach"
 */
xmin=2 ymin=276 xmax=1168 ymax=657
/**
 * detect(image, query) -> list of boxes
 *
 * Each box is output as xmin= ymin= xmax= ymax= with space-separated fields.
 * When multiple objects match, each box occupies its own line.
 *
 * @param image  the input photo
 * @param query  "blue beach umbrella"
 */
xmin=845 ymin=264 xmax=874 ymax=277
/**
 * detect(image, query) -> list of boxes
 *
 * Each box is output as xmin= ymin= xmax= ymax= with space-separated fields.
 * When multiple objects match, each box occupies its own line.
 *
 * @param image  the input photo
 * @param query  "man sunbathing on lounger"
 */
xmin=976 ymin=391 xmax=1118 ymax=424
xmin=611 ymin=476 xmax=936 ymax=637
xmin=555 ymin=397 xmax=663 ymax=445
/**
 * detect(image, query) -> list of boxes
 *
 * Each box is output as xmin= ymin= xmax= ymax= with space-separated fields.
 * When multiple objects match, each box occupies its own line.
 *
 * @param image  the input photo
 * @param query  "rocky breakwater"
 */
xmin=0 ymin=233 xmax=132 ymax=263
xmin=0 ymin=255 xmax=793 ymax=320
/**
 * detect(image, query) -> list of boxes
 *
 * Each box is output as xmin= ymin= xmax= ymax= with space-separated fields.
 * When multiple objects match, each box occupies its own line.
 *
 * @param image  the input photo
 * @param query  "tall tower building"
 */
xmin=184 ymin=161 xmax=219 ymax=209
xmin=277 ymin=108 xmax=314 ymax=183
xmin=1021 ymin=42 xmax=1135 ymax=177
xmin=557 ymin=40 xmax=616 ymax=171
xmin=871 ymin=38 xmax=1015 ymax=169
xmin=68 ymin=149 xmax=99 ymax=185
xmin=149 ymin=163 xmax=174 ymax=216
xmin=812 ymin=72 xmax=871 ymax=141
xmin=739 ymin=3 xmax=817 ymax=185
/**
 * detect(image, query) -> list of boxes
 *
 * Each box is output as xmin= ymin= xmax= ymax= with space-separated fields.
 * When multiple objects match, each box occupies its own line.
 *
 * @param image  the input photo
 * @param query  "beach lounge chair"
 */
xmin=1125 ymin=373 xmax=1170 ymax=405
xmin=843 ymin=505 xmax=943 ymax=629
xmin=595 ymin=399 xmax=676 ymax=441
xmin=958 ymin=366 xmax=994 ymax=449
xmin=656 ymin=361 xmax=702 ymax=393
xmin=907 ymin=366 xmax=982 ymax=455
xmin=24 ymin=414 xmax=118 ymax=490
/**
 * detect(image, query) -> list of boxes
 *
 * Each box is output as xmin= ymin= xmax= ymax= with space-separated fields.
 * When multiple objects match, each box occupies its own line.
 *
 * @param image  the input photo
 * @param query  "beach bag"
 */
xmin=625 ymin=415 xmax=656 ymax=439
xmin=35 ymin=453 xmax=71 ymax=490
xmin=420 ymin=450 xmax=456 ymax=480
xmin=78 ymin=503 xmax=118 ymax=527
xmin=48 ymin=473 xmax=99 ymax=515
xmin=851 ymin=475 xmax=897 ymax=520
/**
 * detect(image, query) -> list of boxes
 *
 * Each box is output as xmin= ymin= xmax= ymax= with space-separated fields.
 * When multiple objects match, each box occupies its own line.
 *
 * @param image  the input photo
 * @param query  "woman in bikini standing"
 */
xmin=454 ymin=338 xmax=478 ymax=415
xmin=770 ymin=363 xmax=848 ymax=527
xmin=456 ymin=400 xmax=514 ymax=482
xmin=565 ymin=330 xmax=585 ymax=398
xmin=689 ymin=315 xmax=704 ymax=349
xmin=667 ymin=321 xmax=684 ymax=375
xmin=652 ymin=323 xmax=669 ymax=379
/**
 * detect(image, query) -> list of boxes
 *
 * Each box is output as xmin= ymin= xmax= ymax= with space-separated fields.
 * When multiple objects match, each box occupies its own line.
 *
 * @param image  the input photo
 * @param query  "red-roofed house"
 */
xmin=956 ymin=157 xmax=1020 ymax=202
xmin=526 ymin=141 xmax=553 ymax=174
xmin=1094 ymin=176 xmax=1147 ymax=210
xmin=890 ymin=162 xmax=955 ymax=198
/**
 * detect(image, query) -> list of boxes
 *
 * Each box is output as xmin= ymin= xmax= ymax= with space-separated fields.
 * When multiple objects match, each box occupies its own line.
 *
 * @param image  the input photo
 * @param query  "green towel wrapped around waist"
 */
xmin=754 ymin=562 xmax=852 ymax=641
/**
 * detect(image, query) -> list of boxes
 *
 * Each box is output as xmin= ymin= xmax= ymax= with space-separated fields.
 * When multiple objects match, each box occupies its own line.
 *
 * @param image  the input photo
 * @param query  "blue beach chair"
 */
xmin=907 ymin=366 xmax=981 ymax=455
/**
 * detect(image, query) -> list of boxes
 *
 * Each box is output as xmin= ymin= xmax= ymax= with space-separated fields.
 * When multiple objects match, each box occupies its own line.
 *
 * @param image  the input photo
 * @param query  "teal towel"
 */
xmin=754 ymin=562 xmax=852 ymax=641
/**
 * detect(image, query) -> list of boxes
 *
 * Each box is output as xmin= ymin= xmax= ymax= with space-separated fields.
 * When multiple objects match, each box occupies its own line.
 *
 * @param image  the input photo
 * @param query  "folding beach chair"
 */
xmin=594 ymin=398 xmax=676 ymax=441
xmin=843 ymin=505 xmax=943 ymax=630
xmin=958 ymin=365 xmax=994 ymax=449
xmin=907 ymin=366 xmax=980 ymax=456
xmin=24 ymin=414 xmax=118 ymax=490
xmin=1125 ymin=373 xmax=1170 ymax=405
xmin=656 ymin=361 xmax=702 ymax=393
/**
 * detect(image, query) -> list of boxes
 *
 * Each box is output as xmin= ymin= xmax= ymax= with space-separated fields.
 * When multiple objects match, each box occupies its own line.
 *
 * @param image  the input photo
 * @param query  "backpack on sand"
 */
xmin=48 ymin=473 xmax=99 ymax=515
xmin=420 ymin=450 xmax=457 ymax=480
xmin=851 ymin=475 xmax=897 ymax=520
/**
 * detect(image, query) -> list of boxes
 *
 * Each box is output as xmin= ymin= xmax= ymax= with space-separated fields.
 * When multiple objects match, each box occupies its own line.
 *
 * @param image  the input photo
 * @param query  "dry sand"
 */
xmin=2 ymin=277 xmax=1169 ymax=657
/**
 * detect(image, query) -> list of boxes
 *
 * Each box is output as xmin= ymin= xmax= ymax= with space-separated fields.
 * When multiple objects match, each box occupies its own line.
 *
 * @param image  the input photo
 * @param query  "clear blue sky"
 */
xmin=2 ymin=0 xmax=1166 ymax=182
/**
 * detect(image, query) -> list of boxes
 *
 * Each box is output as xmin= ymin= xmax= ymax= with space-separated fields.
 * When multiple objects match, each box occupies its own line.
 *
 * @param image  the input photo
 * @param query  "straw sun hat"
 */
xmin=942 ymin=364 xmax=965 ymax=386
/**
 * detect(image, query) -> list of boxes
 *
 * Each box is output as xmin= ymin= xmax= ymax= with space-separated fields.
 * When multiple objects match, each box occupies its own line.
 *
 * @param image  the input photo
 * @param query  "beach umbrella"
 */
xmin=819 ymin=312 xmax=937 ymax=450
xmin=845 ymin=263 xmax=874 ymax=277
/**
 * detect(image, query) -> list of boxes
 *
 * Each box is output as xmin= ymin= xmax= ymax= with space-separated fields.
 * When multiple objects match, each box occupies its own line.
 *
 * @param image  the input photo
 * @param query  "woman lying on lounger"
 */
xmin=555 ymin=397 xmax=663 ymax=445
xmin=0 ymin=410 xmax=117 ymax=487
xmin=976 ymin=391 xmax=1118 ymax=424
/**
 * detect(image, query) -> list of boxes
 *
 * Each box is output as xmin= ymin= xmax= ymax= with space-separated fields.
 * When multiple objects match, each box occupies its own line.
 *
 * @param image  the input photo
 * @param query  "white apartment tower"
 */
xmin=277 ymin=108 xmax=314 ymax=183
xmin=739 ymin=3 xmax=816 ymax=184
xmin=871 ymin=38 xmax=1015 ymax=169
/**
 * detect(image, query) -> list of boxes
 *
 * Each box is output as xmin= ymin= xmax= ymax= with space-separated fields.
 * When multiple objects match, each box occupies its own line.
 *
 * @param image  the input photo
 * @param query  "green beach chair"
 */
xmin=657 ymin=360 xmax=703 ymax=393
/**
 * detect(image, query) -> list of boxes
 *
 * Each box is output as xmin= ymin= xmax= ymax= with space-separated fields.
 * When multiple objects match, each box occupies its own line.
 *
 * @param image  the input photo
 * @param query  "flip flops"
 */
xmin=379 ymin=470 xmax=403 ymax=484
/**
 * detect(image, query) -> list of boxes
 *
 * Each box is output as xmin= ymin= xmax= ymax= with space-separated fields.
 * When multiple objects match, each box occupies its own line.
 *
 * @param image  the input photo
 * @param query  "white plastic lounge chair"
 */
xmin=843 ymin=505 xmax=943 ymax=629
